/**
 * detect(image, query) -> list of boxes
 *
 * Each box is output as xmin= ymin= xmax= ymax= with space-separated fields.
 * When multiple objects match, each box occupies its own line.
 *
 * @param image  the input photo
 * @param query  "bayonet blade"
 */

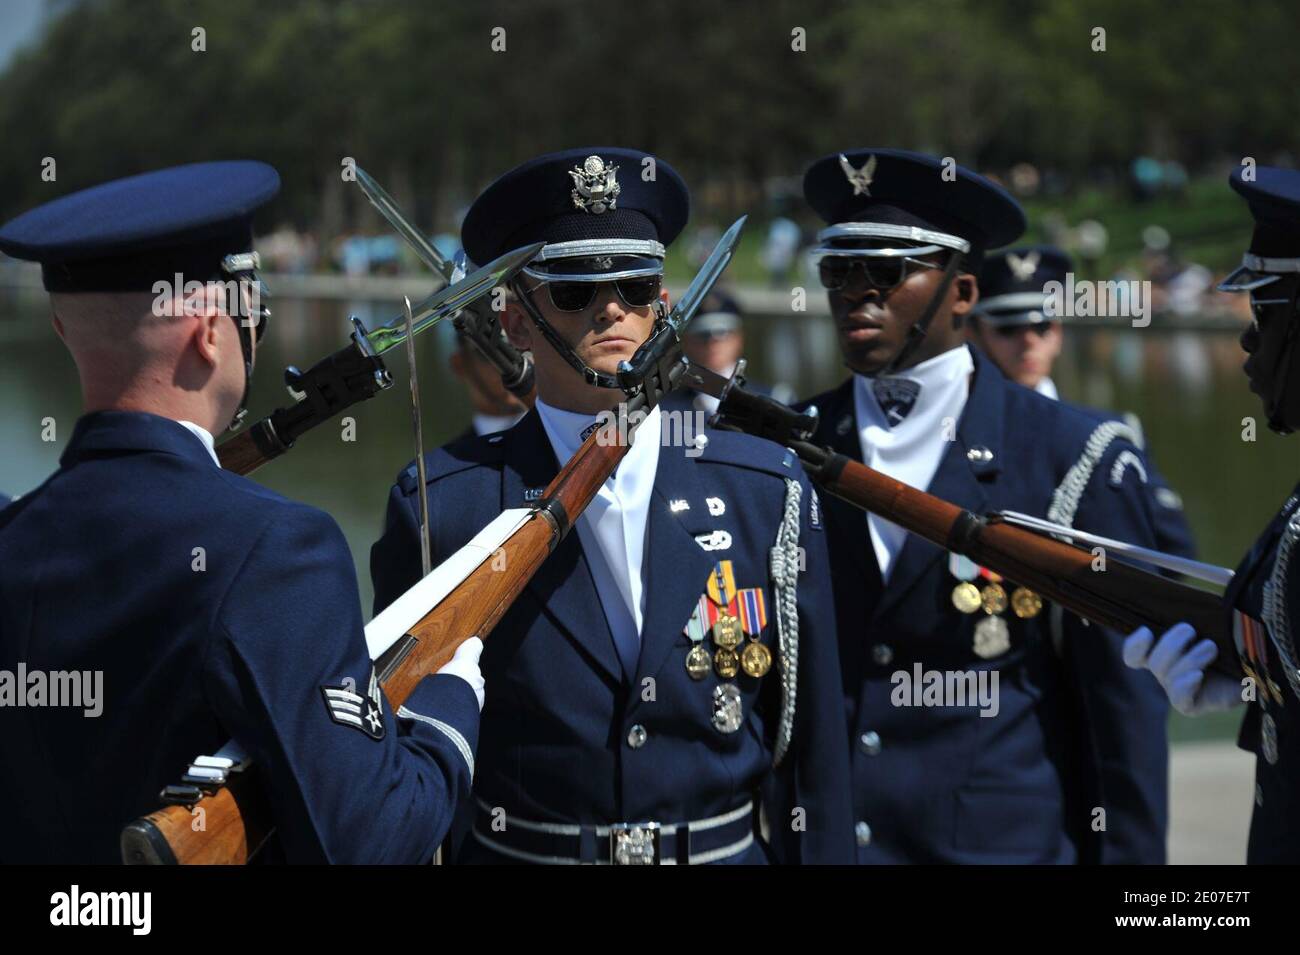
xmin=362 ymin=242 xmax=543 ymax=355
xmin=664 ymin=215 xmax=747 ymax=335
xmin=355 ymin=166 xmax=453 ymax=279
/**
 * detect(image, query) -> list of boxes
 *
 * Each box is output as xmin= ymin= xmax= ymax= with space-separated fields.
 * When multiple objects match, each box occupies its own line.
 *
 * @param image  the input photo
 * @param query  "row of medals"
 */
xmin=949 ymin=555 xmax=1042 ymax=659
xmin=686 ymin=611 xmax=770 ymax=680
xmin=687 ymin=610 xmax=768 ymax=736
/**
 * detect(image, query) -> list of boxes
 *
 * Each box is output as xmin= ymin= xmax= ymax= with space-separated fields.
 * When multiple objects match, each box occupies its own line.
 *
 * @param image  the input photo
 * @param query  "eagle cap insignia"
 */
xmin=570 ymin=155 xmax=621 ymax=214
xmin=839 ymin=153 xmax=877 ymax=197
xmin=1006 ymin=250 xmax=1041 ymax=282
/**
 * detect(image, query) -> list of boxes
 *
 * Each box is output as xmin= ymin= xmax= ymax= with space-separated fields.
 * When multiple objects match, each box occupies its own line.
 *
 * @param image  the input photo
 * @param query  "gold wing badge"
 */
xmin=839 ymin=153 xmax=877 ymax=197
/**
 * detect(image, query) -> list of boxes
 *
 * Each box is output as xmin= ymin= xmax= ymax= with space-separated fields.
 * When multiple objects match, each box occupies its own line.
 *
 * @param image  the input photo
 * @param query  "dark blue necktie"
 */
xmin=871 ymin=377 xmax=921 ymax=427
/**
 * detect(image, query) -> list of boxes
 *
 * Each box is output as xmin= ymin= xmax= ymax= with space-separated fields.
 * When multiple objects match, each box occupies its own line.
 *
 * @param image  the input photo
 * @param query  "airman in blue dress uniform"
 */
xmin=1126 ymin=164 xmax=1300 ymax=863
xmin=796 ymin=148 xmax=1169 ymax=863
xmin=371 ymin=147 xmax=854 ymax=864
xmin=971 ymin=244 xmax=1196 ymax=559
xmin=0 ymin=162 xmax=483 ymax=863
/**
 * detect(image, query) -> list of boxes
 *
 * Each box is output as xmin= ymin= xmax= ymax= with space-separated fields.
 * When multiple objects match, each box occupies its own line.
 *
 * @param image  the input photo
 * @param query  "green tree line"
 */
xmin=1 ymin=0 xmax=1297 ymax=233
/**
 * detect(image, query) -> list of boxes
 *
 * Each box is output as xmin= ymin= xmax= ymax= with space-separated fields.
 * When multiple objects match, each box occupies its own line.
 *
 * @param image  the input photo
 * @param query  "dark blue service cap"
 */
xmin=0 ymin=160 xmax=280 ymax=293
xmin=1220 ymin=165 xmax=1300 ymax=292
xmin=975 ymin=245 xmax=1073 ymax=326
xmin=803 ymin=148 xmax=1025 ymax=270
xmin=461 ymin=147 xmax=689 ymax=283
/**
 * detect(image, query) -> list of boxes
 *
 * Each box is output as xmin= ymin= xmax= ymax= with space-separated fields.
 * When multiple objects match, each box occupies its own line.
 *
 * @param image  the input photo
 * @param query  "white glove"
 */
xmin=1123 ymin=623 xmax=1243 ymax=716
xmin=436 ymin=636 xmax=486 ymax=712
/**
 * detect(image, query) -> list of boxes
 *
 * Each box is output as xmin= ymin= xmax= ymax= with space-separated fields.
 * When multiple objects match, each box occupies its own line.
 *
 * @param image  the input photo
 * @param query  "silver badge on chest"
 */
xmin=972 ymin=614 xmax=1011 ymax=659
xmin=712 ymin=683 xmax=743 ymax=733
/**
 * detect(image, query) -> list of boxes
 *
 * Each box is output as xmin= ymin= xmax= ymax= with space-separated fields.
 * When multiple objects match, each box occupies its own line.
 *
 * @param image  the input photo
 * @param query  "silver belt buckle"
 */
xmin=609 ymin=823 xmax=661 ymax=865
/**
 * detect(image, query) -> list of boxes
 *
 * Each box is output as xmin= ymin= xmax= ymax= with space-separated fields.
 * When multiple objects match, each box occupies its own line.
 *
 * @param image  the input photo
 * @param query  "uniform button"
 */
xmin=872 ymin=644 xmax=894 ymax=666
xmin=855 ymin=821 xmax=872 ymax=847
xmin=627 ymin=724 xmax=647 ymax=749
xmin=859 ymin=731 xmax=882 ymax=755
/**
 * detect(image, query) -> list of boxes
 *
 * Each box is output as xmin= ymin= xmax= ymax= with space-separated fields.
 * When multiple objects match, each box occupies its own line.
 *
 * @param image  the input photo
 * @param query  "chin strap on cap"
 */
xmin=510 ymin=277 xmax=668 ymax=391
xmin=881 ymin=251 xmax=964 ymax=376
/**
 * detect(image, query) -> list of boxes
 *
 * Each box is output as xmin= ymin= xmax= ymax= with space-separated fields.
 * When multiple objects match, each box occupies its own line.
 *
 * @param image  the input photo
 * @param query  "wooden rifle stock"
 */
xmin=712 ymin=384 xmax=1238 ymax=677
xmin=123 ymin=415 xmax=637 ymax=864
xmin=216 ymin=422 xmax=286 ymax=476
xmin=815 ymin=448 xmax=1240 ymax=677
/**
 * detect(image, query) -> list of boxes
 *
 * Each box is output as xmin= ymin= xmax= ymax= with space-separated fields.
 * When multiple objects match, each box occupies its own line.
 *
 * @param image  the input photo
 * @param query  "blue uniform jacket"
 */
xmin=797 ymin=348 xmax=1169 ymax=864
xmin=1223 ymin=481 xmax=1300 ymax=863
xmin=0 ymin=411 xmax=478 ymax=864
xmin=1071 ymin=404 xmax=1197 ymax=560
xmin=371 ymin=407 xmax=854 ymax=863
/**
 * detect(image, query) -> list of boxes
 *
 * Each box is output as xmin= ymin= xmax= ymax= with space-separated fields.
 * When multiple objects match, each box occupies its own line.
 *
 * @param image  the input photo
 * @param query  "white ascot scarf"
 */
xmin=853 ymin=344 xmax=974 ymax=580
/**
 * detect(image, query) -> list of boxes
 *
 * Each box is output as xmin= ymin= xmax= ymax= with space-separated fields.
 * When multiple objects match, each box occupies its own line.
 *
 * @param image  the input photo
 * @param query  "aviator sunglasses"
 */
xmin=529 ymin=275 xmax=663 ymax=312
xmin=818 ymin=255 xmax=939 ymax=292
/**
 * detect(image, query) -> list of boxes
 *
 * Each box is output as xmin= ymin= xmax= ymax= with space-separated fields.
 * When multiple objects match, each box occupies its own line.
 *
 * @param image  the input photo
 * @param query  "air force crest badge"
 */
xmin=838 ymin=153 xmax=877 ymax=197
xmin=570 ymin=155 xmax=621 ymax=214
xmin=1006 ymin=250 xmax=1041 ymax=282
xmin=321 ymin=666 xmax=386 ymax=741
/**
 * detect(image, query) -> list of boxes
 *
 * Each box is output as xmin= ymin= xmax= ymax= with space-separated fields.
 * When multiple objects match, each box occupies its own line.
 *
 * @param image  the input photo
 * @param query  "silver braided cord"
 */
xmin=770 ymin=478 xmax=802 ymax=768
xmin=1262 ymin=496 xmax=1300 ymax=702
xmin=1046 ymin=420 xmax=1144 ymax=531
xmin=1045 ymin=420 xmax=1143 ymax=652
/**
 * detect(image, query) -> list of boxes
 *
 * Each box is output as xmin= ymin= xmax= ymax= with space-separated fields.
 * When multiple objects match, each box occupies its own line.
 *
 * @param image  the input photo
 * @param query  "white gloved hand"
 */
xmin=1123 ymin=623 xmax=1243 ymax=716
xmin=436 ymin=636 xmax=486 ymax=712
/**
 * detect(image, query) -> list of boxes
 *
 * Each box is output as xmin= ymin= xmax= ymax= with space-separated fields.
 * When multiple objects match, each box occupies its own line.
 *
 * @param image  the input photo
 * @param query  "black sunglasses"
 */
xmin=818 ymin=255 xmax=938 ymax=292
xmin=532 ymin=276 xmax=663 ymax=313
xmin=992 ymin=321 xmax=1055 ymax=339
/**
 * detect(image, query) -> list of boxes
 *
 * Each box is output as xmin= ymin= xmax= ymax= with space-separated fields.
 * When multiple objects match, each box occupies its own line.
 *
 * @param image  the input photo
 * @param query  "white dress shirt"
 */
xmin=1034 ymin=377 xmax=1059 ymax=400
xmin=472 ymin=411 xmax=526 ymax=436
xmin=535 ymin=399 xmax=662 ymax=644
xmin=177 ymin=419 xmax=220 ymax=467
xmin=853 ymin=344 xmax=974 ymax=580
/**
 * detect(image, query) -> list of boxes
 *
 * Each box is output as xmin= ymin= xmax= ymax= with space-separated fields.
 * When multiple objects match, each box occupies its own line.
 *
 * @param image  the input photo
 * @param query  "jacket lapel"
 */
xmin=634 ymin=441 xmax=717 ymax=688
xmin=811 ymin=378 xmax=883 ymax=608
xmin=501 ymin=410 xmax=624 ymax=683
xmin=1224 ymin=484 xmax=1300 ymax=613
xmin=873 ymin=349 xmax=1001 ymax=619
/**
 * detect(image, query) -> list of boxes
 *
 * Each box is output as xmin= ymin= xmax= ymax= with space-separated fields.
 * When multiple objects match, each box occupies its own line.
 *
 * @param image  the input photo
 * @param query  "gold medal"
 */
xmin=1010 ymin=587 xmax=1042 ymax=619
xmin=685 ymin=644 xmax=712 ymax=680
xmin=714 ymin=646 xmax=740 ymax=679
xmin=741 ymin=640 xmax=772 ymax=678
xmin=980 ymin=582 xmax=1008 ymax=615
xmin=713 ymin=612 xmax=742 ymax=650
xmin=951 ymin=582 xmax=982 ymax=614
